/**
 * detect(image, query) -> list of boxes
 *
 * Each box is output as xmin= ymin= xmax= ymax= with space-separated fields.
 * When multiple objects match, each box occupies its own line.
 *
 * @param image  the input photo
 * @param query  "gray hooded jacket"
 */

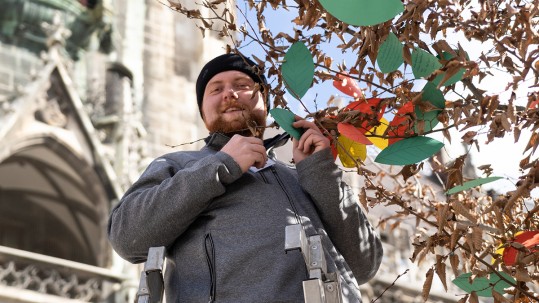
xmin=108 ymin=133 xmax=383 ymax=303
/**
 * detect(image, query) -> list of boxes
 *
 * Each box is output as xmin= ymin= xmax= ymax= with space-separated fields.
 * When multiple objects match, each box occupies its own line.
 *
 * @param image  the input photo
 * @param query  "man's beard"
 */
xmin=206 ymin=105 xmax=266 ymax=138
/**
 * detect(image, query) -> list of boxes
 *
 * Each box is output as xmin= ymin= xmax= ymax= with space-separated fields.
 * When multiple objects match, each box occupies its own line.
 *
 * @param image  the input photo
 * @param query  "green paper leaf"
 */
xmin=282 ymin=42 xmax=314 ymax=99
xmin=318 ymin=0 xmax=404 ymax=26
xmin=446 ymin=176 xmax=503 ymax=195
xmin=421 ymin=82 xmax=446 ymax=107
xmin=269 ymin=108 xmax=304 ymax=140
xmin=432 ymin=51 xmax=468 ymax=87
xmin=411 ymin=48 xmax=442 ymax=79
xmin=452 ymin=272 xmax=515 ymax=297
xmin=377 ymin=32 xmax=403 ymax=73
xmin=375 ymin=136 xmax=444 ymax=165
xmin=414 ymin=82 xmax=445 ymax=133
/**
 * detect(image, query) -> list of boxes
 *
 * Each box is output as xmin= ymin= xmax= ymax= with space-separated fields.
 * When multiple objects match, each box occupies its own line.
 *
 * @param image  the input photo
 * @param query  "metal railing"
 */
xmin=0 ymin=245 xmax=130 ymax=302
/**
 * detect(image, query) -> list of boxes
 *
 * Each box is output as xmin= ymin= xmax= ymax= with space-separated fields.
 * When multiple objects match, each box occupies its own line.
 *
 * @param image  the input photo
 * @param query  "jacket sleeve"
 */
xmin=107 ymin=151 xmax=242 ymax=263
xmin=295 ymin=148 xmax=383 ymax=284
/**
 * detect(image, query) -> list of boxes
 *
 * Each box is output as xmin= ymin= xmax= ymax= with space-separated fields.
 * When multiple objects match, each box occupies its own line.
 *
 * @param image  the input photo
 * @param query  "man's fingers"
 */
xmin=292 ymin=119 xmax=318 ymax=132
xmin=291 ymin=118 xmax=330 ymax=163
xmin=254 ymin=152 xmax=267 ymax=168
xmin=222 ymin=135 xmax=267 ymax=172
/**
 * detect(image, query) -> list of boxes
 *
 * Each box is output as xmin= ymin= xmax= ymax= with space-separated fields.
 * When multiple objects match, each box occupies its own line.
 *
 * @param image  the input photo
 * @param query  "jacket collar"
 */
xmin=204 ymin=132 xmax=290 ymax=153
xmin=204 ymin=133 xmax=231 ymax=150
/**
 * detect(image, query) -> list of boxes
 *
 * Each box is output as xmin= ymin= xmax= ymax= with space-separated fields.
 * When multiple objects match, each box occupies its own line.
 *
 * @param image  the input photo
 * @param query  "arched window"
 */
xmin=0 ymin=138 xmax=111 ymax=266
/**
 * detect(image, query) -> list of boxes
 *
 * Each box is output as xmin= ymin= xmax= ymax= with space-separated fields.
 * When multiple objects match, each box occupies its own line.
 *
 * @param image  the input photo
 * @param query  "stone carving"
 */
xmin=0 ymin=259 xmax=115 ymax=301
xmin=35 ymin=96 xmax=68 ymax=127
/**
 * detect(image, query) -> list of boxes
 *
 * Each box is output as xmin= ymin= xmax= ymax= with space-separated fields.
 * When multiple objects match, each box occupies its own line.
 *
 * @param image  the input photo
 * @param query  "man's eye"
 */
xmin=236 ymin=83 xmax=252 ymax=90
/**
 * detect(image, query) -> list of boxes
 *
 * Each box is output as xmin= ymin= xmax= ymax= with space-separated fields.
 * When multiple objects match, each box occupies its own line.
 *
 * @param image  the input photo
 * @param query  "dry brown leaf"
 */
xmin=462 ymin=131 xmax=477 ymax=145
xmin=437 ymin=203 xmax=450 ymax=234
xmin=359 ymin=188 xmax=369 ymax=213
xmin=450 ymin=230 xmax=460 ymax=251
xmin=472 ymin=226 xmax=483 ymax=251
xmin=457 ymin=295 xmax=469 ymax=303
xmin=469 ymin=291 xmax=479 ymax=303
xmin=514 ymin=267 xmax=532 ymax=282
xmin=450 ymin=253 xmax=460 ymax=277
xmin=422 ymin=268 xmax=434 ymax=302
xmin=492 ymin=289 xmax=511 ymax=303
xmin=400 ymin=164 xmax=419 ymax=182
xmin=452 ymin=200 xmax=477 ymax=223
xmin=445 ymin=156 xmax=466 ymax=189
xmin=435 ymin=255 xmax=448 ymax=291
xmin=524 ymin=132 xmax=539 ymax=155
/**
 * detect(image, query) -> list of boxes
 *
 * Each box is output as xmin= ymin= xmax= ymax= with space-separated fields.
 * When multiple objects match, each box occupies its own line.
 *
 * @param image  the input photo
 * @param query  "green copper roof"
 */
xmin=0 ymin=0 xmax=112 ymax=59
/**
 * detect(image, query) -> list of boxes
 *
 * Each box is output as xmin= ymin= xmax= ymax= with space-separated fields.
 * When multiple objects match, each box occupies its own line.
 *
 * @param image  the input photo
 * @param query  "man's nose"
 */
xmin=224 ymin=87 xmax=239 ymax=99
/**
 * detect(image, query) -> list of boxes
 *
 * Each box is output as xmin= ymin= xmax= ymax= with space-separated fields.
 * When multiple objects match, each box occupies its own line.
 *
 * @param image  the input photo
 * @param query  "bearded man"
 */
xmin=108 ymin=53 xmax=383 ymax=303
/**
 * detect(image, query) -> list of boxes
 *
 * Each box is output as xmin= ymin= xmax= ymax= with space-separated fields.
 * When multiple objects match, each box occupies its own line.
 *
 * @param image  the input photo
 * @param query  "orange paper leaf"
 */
xmin=337 ymin=123 xmax=373 ymax=145
xmin=345 ymin=98 xmax=386 ymax=132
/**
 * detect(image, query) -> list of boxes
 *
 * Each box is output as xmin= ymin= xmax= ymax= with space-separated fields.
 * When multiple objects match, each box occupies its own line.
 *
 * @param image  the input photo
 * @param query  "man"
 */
xmin=108 ymin=53 xmax=383 ymax=303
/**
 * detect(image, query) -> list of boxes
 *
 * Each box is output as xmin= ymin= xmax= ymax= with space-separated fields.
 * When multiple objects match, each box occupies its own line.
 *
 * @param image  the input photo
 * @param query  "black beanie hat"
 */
xmin=196 ymin=53 xmax=268 ymax=116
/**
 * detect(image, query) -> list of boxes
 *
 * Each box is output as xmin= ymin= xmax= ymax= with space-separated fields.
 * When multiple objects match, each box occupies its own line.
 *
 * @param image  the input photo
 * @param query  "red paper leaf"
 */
xmin=522 ymin=232 xmax=539 ymax=247
xmin=346 ymin=98 xmax=383 ymax=112
xmin=529 ymin=99 xmax=539 ymax=109
xmin=333 ymin=74 xmax=365 ymax=100
xmin=330 ymin=143 xmax=338 ymax=159
xmin=388 ymin=102 xmax=415 ymax=145
xmin=345 ymin=98 xmax=386 ymax=132
xmin=326 ymin=135 xmax=339 ymax=160
xmin=338 ymin=123 xmax=373 ymax=145
xmin=502 ymin=231 xmax=539 ymax=266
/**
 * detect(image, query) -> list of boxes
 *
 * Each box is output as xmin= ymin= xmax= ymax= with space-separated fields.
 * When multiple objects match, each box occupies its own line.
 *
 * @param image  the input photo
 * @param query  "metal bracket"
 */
xmin=135 ymin=246 xmax=165 ymax=303
xmin=284 ymin=225 xmax=343 ymax=303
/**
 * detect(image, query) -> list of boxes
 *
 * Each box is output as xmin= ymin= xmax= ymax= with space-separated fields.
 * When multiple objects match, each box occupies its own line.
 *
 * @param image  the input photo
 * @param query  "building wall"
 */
xmin=116 ymin=0 xmax=232 ymax=159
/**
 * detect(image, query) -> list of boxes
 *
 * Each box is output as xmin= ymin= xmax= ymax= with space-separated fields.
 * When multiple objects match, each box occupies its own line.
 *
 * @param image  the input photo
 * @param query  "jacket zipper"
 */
xmin=270 ymin=166 xmax=310 ymax=281
xmin=259 ymin=170 xmax=269 ymax=183
xmin=270 ymin=166 xmax=302 ymax=225
xmin=204 ymin=233 xmax=216 ymax=303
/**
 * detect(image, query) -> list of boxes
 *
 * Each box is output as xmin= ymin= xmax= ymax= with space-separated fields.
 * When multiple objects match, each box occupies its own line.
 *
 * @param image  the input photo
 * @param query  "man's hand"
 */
xmin=221 ymin=135 xmax=268 ymax=173
xmin=292 ymin=118 xmax=330 ymax=164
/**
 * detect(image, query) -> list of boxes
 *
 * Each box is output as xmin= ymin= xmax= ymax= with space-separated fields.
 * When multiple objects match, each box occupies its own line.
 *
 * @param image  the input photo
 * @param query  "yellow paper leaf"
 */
xmin=366 ymin=117 xmax=389 ymax=149
xmin=337 ymin=135 xmax=367 ymax=168
xmin=492 ymin=245 xmax=504 ymax=264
